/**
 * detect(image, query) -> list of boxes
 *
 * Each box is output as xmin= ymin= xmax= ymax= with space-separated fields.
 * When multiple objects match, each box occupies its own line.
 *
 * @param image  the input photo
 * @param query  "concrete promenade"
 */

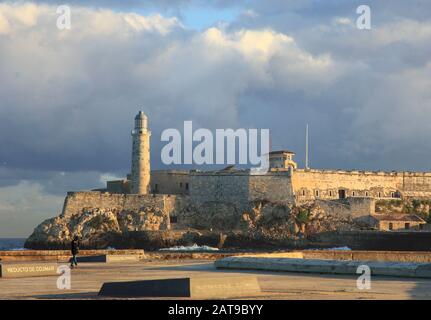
xmin=1 ymin=260 xmax=431 ymax=299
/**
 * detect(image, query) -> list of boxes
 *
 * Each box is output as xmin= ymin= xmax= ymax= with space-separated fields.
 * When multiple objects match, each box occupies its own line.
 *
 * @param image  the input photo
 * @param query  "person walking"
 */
xmin=70 ymin=236 xmax=79 ymax=269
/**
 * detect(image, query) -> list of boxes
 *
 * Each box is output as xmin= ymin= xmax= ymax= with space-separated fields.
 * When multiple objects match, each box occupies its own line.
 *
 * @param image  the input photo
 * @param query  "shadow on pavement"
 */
xmin=32 ymin=292 xmax=99 ymax=299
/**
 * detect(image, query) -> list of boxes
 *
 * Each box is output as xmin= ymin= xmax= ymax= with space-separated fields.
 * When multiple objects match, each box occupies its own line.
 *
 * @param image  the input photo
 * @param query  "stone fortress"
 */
xmin=89 ymin=112 xmax=431 ymax=228
xmin=112 ymin=112 xmax=430 ymax=204
xmin=26 ymin=112 xmax=431 ymax=249
xmin=106 ymin=112 xmax=431 ymax=203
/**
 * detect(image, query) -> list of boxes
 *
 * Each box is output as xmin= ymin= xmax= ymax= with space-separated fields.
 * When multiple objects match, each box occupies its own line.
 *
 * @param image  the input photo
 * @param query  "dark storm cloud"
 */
xmin=0 ymin=166 xmax=114 ymax=194
xmin=0 ymin=1 xmax=430 ymax=174
xmin=26 ymin=0 xmax=431 ymax=26
xmin=25 ymin=0 xmax=234 ymax=11
xmin=228 ymin=0 xmax=431 ymax=171
xmin=23 ymin=0 xmax=191 ymax=8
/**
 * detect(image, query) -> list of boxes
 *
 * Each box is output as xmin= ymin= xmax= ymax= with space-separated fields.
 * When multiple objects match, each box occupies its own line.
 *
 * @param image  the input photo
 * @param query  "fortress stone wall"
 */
xmin=291 ymin=169 xmax=431 ymax=203
xmin=189 ymin=171 xmax=294 ymax=207
xmin=186 ymin=168 xmax=431 ymax=209
xmin=61 ymin=191 xmax=182 ymax=220
xmin=150 ymin=170 xmax=190 ymax=195
xmin=315 ymin=198 xmax=375 ymax=219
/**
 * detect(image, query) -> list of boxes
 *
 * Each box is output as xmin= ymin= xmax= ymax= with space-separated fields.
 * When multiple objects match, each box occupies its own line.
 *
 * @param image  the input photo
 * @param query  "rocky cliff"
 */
xmin=25 ymin=196 xmax=366 ymax=250
xmin=25 ymin=205 xmax=170 ymax=249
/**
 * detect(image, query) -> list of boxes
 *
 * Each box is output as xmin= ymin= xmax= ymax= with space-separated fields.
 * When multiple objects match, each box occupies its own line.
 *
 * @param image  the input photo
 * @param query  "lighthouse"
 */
xmin=130 ymin=111 xmax=151 ymax=194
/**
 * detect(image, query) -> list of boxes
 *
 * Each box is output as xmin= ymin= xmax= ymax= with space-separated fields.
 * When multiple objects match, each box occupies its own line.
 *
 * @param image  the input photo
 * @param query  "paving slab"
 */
xmin=1 ymin=260 xmax=431 ymax=299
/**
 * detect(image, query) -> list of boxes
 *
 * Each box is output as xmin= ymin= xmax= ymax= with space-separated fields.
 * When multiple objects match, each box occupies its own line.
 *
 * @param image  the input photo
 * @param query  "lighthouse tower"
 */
xmin=130 ymin=111 xmax=151 ymax=194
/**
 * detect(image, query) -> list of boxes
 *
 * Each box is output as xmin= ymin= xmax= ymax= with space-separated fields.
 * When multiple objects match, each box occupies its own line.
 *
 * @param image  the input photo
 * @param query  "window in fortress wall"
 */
xmin=315 ymin=190 xmax=319 ymax=197
xmin=329 ymin=191 xmax=332 ymax=197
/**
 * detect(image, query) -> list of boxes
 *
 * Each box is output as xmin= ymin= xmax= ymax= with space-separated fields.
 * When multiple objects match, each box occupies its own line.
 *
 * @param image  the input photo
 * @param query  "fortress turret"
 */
xmin=130 ymin=111 xmax=151 ymax=194
xmin=268 ymin=150 xmax=297 ymax=170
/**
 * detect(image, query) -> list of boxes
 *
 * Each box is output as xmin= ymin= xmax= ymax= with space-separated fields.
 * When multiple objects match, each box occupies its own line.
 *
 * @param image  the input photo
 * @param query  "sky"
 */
xmin=0 ymin=0 xmax=431 ymax=237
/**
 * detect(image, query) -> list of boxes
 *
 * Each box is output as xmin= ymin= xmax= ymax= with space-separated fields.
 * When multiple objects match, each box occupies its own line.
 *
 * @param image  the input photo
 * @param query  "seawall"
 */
xmin=0 ymin=249 xmax=144 ymax=262
xmin=311 ymin=230 xmax=431 ymax=251
xmin=4 ymin=249 xmax=431 ymax=264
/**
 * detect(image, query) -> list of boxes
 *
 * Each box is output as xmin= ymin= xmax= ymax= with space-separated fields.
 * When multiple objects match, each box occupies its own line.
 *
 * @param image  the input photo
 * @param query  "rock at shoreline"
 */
xmin=25 ymin=206 xmax=169 ymax=249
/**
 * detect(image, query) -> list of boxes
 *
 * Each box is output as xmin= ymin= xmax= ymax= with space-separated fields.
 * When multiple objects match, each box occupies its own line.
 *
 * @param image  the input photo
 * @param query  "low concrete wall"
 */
xmin=258 ymin=251 xmax=431 ymax=263
xmin=311 ymin=231 xmax=431 ymax=251
xmin=3 ymin=249 xmax=431 ymax=263
xmin=215 ymin=256 xmax=431 ymax=278
xmin=146 ymin=250 xmax=431 ymax=263
xmin=0 ymin=249 xmax=145 ymax=262
xmin=143 ymin=251 xmax=295 ymax=261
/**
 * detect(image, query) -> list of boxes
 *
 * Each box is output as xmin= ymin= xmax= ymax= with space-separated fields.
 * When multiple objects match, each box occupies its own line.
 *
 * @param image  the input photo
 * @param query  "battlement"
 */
xmin=190 ymin=170 xmax=290 ymax=176
xmin=295 ymin=168 xmax=431 ymax=177
xmin=66 ymin=191 xmax=168 ymax=198
xmin=152 ymin=170 xmax=190 ymax=175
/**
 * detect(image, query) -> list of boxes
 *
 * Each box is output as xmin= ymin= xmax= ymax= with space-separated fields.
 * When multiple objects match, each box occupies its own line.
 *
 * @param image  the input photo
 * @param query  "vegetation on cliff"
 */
xmin=375 ymin=199 xmax=431 ymax=222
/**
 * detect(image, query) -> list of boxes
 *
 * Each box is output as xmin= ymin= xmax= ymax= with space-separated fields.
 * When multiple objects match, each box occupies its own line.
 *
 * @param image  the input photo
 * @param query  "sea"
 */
xmin=0 ymin=238 xmax=27 ymax=251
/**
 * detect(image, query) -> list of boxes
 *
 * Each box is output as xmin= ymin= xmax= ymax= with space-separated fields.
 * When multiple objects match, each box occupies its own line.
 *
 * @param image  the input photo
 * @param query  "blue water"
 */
xmin=0 ymin=238 xmax=27 ymax=251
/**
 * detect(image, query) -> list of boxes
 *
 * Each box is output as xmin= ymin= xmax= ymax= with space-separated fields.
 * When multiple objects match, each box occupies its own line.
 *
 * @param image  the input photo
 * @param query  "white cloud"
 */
xmin=200 ymin=27 xmax=338 ymax=92
xmin=203 ymin=28 xmax=295 ymax=61
xmin=0 ymin=11 xmax=11 ymax=34
xmin=123 ymin=13 xmax=181 ymax=35
xmin=242 ymin=9 xmax=258 ymax=18
xmin=0 ymin=2 xmax=39 ymax=32
xmin=0 ymin=3 xmax=181 ymax=37
xmin=333 ymin=17 xmax=351 ymax=25
xmin=99 ymin=173 xmax=124 ymax=184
